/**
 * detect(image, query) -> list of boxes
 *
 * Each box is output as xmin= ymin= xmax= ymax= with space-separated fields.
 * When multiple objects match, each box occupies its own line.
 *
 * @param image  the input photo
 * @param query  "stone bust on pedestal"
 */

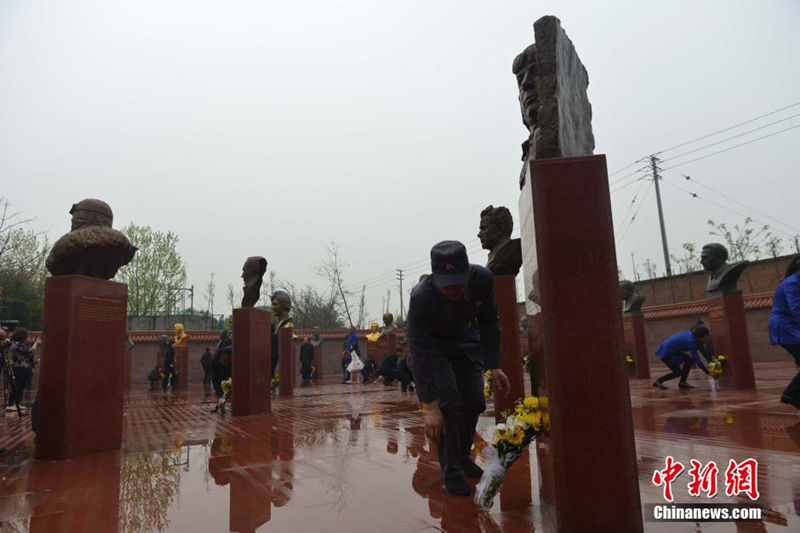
xmin=310 ymin=326 xmax=323 ymax=347
xmin=619 ymin=280 xmax=645 ymax=314
xmin=241 ymin=256 xmax=268 ymax=308
xmin=379 ymin=313 xmax=397 ymax=339
xmin=366 ymin=322 xmax=380 ymax=342
xmin=478 ymin=205 xmax=522 ymax=277
xmin=700 ymin=243 xmax=749 ymax=294
xmin=173 ymin=323 xmax=189 ymax=346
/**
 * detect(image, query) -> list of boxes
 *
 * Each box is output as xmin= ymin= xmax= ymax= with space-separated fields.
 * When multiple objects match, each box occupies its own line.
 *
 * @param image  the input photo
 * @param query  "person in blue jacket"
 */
xmin=769 ymin=256 xmax=800 ymax=409
xmin=653 ymin=326 xmax=711 ymax=390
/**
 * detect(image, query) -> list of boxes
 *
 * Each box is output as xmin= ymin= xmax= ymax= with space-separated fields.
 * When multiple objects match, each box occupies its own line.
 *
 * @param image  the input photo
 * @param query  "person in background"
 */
xmin=397 ymin=349 xmax=414 ymax=392
xmin=652 ymin=327 xmax=711 ymax=390
xmin=769 ymin=255 xmax=800 ymax=409
xmin=299 ymin=337 xmax=314 ymax=386
xmin=162 ymin=339 xmax=176 ymax=390
xmin=377 ymin=348 xmax=401 ymax=386
xmin=361 ymin=354 xmax=377 ymax=383
xmin=211 ymin=331 xmax=232 ymax=404
xmin=6 ymin=328 xmax=39 ymax=412
xmin=200 ymin=347 xmax=212 ymax=385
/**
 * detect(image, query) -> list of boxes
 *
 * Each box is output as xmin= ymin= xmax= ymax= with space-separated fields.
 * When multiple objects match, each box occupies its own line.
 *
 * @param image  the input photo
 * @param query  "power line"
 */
xmin=653 ymin=101 xmax=800 ymax=155
xmin=614 ymin=177 xmax=648 ymax=235
xmin=617 ymin=179 xmax=654 ymax=245
xmin=662 ymin=123 xmax=800 ymax=170
xmin=661 ymin=112 xmax=800 ymax=163
xmin=664 ymin=169 xmax=800 ymax=235
xmin=658 ymin=177 xmax=798 ymax=239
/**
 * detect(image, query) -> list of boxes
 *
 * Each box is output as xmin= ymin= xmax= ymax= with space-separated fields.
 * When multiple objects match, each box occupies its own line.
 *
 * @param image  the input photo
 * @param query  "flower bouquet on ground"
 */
xmin=625 ymin=355 xmax=635 ymax=367
xmin=475 ymin=396 xmax=550 ymax=510
xmin=483 ymin=370 xmax=493 ymax=399
xmin=707 ymin=355 xmax=726 ymax=391
xmin=271 ymin=373 xmax=280 ymax=393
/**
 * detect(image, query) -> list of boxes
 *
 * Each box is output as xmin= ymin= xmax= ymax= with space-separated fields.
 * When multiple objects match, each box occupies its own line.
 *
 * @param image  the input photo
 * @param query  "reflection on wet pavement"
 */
xmin=1 ymin=361 xmax=799 ymax=532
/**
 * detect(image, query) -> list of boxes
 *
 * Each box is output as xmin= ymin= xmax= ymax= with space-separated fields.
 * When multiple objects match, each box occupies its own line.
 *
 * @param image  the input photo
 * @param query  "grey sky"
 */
xmin=2 ymin=0 xmax=799 ymax=322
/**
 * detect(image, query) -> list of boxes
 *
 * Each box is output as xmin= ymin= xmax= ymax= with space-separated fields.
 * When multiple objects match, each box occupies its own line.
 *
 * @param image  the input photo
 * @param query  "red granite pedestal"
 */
xmin=493 ymin=275 xmax=525 ymax=421
xmin=278 ymin=326 xmax=294 ymax=396
xmin=622 ymin=313 xmax=650 ymax=379
xmin=174 ymin=345 xmax=189 ymax=388
xmin=312 ymin=344 xmax=323 ymax=383
xmin=525 ymin=155 xmax=642 ymax=532
xmin=36 ymin=275 xmax=127 ymax=460
xmin=367 ymin=334 xmax=397 ymax=367
xmin=707 ymin=291 xmax=756 ymax=389
xmin=232 ymin=307 xmax=272 ymax=416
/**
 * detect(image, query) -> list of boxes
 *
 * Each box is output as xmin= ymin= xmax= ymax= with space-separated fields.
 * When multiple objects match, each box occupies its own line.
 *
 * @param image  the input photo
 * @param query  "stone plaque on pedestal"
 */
xmin=36 ymin=275 xmax=127 ymax=460
xmin=622 ymin=314 xmax=650 ymax=379
xmin=278 ymin=326 xmax=294 ymax=396
xmin=232 ymin=307 xmax=272 ymax=415
xmin=707 ymin=292 xmax=755 ymax=389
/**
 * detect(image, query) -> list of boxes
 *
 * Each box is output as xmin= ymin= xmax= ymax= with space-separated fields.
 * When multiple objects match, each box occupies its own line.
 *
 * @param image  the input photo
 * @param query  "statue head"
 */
xmin=241 ymin=256 xmax=268 ymax=308
xmin=700 ymin=243 xmax=728 ymax=273
xmin=174 ymin=323 xmax=185 ymax=337
xmin=370 ymin=321 xmax=379 ymax=334
xmin=478 ymin=205 xmax=513 ymax=252
xmin=619 ymin=280 xmax=636 ymax=301
xmin=512 ymin=44 xmax=538 ymax=132
xmin=312 ymin=327 xmax=321 ymax=339
xmin=271 ymin=290 xmax=292 ymax=318
xmin=69 ymin=199 xmax=113 ymax=231
xmin=302 ymin=337 xmax=310 ymax=345
xmin=382 ymin=313 xmax=394 ymax=327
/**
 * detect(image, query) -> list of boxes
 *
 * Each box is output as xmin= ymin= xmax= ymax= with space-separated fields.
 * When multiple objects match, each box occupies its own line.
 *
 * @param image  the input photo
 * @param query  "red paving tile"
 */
xmin=1 ymin=362 xmax=799 ymax=532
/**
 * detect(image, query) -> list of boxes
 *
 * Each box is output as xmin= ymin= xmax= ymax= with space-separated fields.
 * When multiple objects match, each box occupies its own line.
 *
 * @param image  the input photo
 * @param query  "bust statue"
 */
xmin=379 ymin=312 xmax=397 ymax=339
xmin=366 ymin=321 xmax=380 ymax=342
xmin=270 ymin=290 xmax=293 ymax=327
xmin=46 ymin=198 xmax=137 ymax=279
xmin=700 ymin=243 xmax=749 ymax=294
xmin=310 ymin=326 xmax=323 ymax=347
xmin=173 ymin=323 xmax=189 ymax=346
xmin=478 ymin=205 xmax=522 ymax=276
xmin=619 ymin=280 xmax=645 ymax=314
xmin=241 ymin=256 xmax=268 ymax=308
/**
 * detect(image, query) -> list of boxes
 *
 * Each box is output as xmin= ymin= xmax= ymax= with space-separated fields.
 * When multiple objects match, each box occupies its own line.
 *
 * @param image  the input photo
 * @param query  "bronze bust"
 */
xmin=701 ymin=243 xmax=748 ymax=294
xmin=619 ymin=280 xmax=645 ymax=314
xmin=46 ymin=199 xmax=137 ymax=279
xmin=241 ymin=256 xmax=268 ymax=308
xmin=478 ymin=205 xmax=522 ymax=276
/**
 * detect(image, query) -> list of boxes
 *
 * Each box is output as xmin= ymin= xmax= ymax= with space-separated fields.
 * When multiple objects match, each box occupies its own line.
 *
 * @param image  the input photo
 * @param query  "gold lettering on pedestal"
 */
xmin=77 ymin=296 xmax=125 ymax=322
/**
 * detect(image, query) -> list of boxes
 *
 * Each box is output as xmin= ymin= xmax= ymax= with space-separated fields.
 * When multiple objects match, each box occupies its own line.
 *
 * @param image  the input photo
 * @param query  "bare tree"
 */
xmin=204 ymin=273 xmax=216 ymax=316
xmin=385 ymin=288 xmax=391 ymax=315
xmin=356 ymin=285 xmax=367 ymax=329
xmin=277 ymin=279 xmax=344 ymax=329
xmin=226 ymin=283 xmax=237 ymax=312
xmin=670 ymin=242 xmax=700 ymax=274
xmin=643 ymin=259 xmax=658 ymax=279
xmin=317 ymin=242 xmax=355 ymax=328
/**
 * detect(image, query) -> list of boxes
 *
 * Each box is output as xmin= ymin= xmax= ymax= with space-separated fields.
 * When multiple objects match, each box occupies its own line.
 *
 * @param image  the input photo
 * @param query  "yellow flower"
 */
xmin=539 ymin=396 xmax=549 ymax=409
xmin=523 ymin=396 xmax=540 ymax=410
xmin=542 ymin=412 xmax=551 ymax=431
xmin=717 ymin=355 xmax=726 ymax=361
xmin=520 ymin=411 xmax=541 ymax=429
xmin=507 ymin=428 xmax=525 ymax=446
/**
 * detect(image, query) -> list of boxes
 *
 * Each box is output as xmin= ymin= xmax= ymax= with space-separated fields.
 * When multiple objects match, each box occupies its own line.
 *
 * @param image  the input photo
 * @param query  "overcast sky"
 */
xmin=2 ymin=0 xmax=799 ymax=323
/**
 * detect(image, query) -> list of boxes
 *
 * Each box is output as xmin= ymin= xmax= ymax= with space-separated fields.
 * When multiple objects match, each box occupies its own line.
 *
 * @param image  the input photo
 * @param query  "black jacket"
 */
xmin=406 ymin=264 xmax=500 ymax=403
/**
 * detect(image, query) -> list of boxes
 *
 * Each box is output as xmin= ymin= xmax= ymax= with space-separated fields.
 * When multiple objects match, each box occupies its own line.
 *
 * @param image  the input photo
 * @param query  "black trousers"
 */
xmin=434 ymin=350 xmax=485 ymax=481
xmin=10 ymin=367 xmax=30 ymax=406
xmin=780 ymin=344 xmax=800 ymax=398
xmin=656 ymin=352 xmax=692 ymax=384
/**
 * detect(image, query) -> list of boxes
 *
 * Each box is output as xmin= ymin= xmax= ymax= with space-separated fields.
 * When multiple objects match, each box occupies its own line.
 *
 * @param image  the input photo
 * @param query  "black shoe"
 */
xmin=652 ymin=380 xmax=668 ymax=390
xmin=780 ymin=393 xmax=800 ymax=409
xmin=678 ymin=382 xmax=695 ymax=390
xmin=461 ymin=460 xmax=484 ymax=479
xmin=444 ymin=474 xmax=472 ymax=496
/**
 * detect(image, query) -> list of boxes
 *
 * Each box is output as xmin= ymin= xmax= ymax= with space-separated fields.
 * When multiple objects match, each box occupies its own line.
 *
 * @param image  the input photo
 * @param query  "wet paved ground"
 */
xmin=1 ymin=361 xmax=800 ymax=532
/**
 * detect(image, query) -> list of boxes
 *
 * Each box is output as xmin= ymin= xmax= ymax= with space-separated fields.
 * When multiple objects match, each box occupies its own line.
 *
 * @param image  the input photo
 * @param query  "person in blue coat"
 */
xmin=653 ymin=327 xmax=711 ymax=390
xmin=769 ymin=256 xmax=800 ymax=409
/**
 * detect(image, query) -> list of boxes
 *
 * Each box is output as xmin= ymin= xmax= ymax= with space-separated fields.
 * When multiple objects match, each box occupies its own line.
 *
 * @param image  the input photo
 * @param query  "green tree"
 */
xmin=707 ymin=217 xmax=772 ymax=262
xmin=115 ymin=224 xmax=186 ymax=316
xmin=670 ymin=242 xmax=700 ymax=274
xmin=0 ymin=198 xmax=49 ymax=328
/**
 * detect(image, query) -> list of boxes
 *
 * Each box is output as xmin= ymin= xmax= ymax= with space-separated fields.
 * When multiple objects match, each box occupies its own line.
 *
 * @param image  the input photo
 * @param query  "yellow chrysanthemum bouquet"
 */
xmin=483 ymin=370 xmax=493 ymax=399
xmin=707 ymin=355 xmax=726 ymax=391
xmin=475 ymin=396 xmax=550 ymax=509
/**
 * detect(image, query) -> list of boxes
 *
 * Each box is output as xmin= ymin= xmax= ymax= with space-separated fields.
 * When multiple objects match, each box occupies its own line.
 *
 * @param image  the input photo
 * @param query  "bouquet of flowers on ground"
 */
xmin=475 ymin=396 xmax=550 ymax=509
xmin=707 ymin=355 xmax=726 ymax=391
xmin=483 ymin=370 xmax=493 ymax=399
xmin=271 ymin=372 xmax=280 ymax=392
xmin=211 ymin=377 xmax=232 ymax=414
xmin=625 ymin=355 xmax=635 ymax=366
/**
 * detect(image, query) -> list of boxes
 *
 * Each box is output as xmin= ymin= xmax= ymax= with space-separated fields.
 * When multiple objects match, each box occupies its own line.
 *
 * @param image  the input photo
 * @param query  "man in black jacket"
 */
xmin=299 ymin=338 xmax=314 ymax=386
xmin=407 ymin=240 xmax=509 ymax=496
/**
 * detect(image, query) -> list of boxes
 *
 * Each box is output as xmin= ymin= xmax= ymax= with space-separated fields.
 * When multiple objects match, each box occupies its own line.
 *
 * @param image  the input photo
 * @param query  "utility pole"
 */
xmin=396 ymin=269 xmax=405 ymax=321
xmin=650 ymin=155 xmax=672 ymax=276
